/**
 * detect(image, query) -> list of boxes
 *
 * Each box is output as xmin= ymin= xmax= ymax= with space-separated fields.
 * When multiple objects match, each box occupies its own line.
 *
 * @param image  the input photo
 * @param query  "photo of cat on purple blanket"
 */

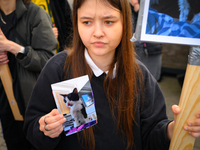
xmin=51 ymin=75 xmax=97 ymax=136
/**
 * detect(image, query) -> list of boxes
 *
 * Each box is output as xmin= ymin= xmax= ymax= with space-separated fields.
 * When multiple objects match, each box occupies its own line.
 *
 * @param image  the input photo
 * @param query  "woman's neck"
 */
xmin=0 ymin=0 xmax=16 ymax=15
xmin=92 ymin=56 xmax=113 ymax=72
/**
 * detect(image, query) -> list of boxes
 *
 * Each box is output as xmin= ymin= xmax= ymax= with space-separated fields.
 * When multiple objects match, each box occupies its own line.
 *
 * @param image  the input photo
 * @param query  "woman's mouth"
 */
xmin=93 ymin=42 xmax=106 ymax=47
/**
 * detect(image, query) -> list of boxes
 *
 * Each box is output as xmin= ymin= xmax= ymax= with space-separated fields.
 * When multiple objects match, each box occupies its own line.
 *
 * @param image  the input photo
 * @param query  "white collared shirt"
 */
xmin=84 ymin=49 xmax=116 ymax=78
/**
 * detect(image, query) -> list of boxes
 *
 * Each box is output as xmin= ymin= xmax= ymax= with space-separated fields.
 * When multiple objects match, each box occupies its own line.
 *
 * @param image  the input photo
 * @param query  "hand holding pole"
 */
xmin=169 ymin=46 xmax=200 ymax=150
xmin=0 ymin=28 xmax=23 ymax=121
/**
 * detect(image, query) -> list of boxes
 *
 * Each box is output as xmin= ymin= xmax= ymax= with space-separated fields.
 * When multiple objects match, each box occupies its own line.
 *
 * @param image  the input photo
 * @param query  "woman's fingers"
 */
xmin=44 ymin=115 xmax=66 ymax=131
xmin=43 ymin=117 xmax=66 ymax=138
xmin=171 ymin=105 xmax=180 ymax=121
xmin=44 ymin=124 xmax=64 ymax=138
xmin=0 ymin=52 xmax=8 ymax=64
xmin=43 ymin=113 xmax=64 ymax=125
xmin=184 ymin=112 xmax=200 ymax=138
xmin=39 ymin=109 xmax=66 ymax=138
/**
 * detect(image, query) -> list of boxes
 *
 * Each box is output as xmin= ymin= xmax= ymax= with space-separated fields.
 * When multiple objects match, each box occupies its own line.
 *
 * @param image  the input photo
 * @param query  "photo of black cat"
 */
xmin=60 ymin=88 xmax=88 ymax=127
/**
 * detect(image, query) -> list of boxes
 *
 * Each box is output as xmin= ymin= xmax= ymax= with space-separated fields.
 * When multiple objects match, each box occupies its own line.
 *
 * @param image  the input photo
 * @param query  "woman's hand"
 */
xmin=183 ymin=109 xmax=200 ymax=138
xmin=39 ymin=109 xmax=66 ymax=138
xmin=52 ymin=27 xmax=58 ymax=39
xmin=0 ymin=28 xmax=21 ymax=55
xmin=0 ymin=28 xmax=10 ymax=52
xmin=0 ymin=51 xmax=9 ymax=64
xmin=167 ymin=105 xmax=200 ymax=140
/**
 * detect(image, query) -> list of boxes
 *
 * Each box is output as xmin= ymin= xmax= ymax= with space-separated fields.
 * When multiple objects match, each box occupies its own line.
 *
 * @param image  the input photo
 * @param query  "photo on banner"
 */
xmin=134 ymin=0 xmax=200 ymax=46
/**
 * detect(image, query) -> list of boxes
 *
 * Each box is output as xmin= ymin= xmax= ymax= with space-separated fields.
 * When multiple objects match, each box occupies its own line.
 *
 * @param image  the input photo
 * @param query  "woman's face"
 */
xmin=77 ymin=0 xmax=123 ymax=64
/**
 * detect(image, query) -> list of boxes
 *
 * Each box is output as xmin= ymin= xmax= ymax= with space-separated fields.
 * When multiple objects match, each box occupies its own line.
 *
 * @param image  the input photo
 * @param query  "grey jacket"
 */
xmin=15 ymin=0 xmax=57 ymax=106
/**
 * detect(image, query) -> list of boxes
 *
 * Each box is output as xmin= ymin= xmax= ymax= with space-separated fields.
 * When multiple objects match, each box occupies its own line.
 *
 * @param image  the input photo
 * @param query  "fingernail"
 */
xmin=197 ymin=114 xmax=200 ymax=118
xmin=188 ymin=123 xmax=192 ymax=126
xmin=184 ymin=126 xmax=188 ymax=131
xmin=63 ymin=118 xmax=66 ymax=121
xmin=174 ymin=106 xmax=179 ymax=111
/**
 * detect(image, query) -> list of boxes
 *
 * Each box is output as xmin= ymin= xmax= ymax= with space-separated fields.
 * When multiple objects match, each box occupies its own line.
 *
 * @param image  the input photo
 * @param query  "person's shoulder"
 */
xmin=25 ymin=2 xmax=48 ymax=15
xmin=25 ymin=1 xmax=40 ymax=10
xmin=40 ymin=50 xmax=68 ymax=74
xmin=136 ymin=59 xmax=147 ymax=72
xmin=136 ymin=58 xmax=159 ymax=88
xmin=136 ymin=58 xmax=152 ymax=79
xmin=48 ymin=50 xmax=68 ymax=65
xmin=37 ymin=51 xmax=68 ymax=81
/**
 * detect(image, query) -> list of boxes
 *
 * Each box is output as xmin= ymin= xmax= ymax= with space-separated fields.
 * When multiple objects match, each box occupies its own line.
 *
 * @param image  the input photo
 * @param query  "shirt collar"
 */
xmin=84 ymin=49 xmax=116 ymax=78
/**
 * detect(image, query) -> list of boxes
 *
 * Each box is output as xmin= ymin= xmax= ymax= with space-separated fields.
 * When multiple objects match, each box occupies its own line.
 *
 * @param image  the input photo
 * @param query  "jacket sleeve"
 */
xmin=139 ymin=62 xmax=171 ymax=150
xmin=24 ymin=52 xmax=67 ymax=150
xmin=17 ymin=3 xmax=58 ymax=72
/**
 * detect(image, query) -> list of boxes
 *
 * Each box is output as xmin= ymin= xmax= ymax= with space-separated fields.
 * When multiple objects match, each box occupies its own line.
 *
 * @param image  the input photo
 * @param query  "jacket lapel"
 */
xmin=16 ymin=0 xmax=27 ymax=20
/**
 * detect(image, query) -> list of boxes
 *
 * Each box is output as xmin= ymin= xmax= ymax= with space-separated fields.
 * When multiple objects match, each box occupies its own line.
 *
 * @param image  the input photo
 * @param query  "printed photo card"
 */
xmin=51 ymin=75 xmax=97 ymax=136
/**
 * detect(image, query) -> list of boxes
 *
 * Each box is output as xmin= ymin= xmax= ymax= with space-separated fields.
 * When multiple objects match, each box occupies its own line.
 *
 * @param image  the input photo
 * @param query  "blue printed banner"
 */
xmin=134 ymin=0 xmax=200 ymax=46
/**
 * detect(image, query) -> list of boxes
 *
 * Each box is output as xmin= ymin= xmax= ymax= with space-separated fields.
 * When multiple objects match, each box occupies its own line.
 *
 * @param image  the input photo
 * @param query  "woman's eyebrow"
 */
xmin=79 ymin=16 xmax=93 ymax=20
xmin=79 ymin=15 xmax=118 ymax=20
xmin=101 ymin=15 xmax=118 ymax=19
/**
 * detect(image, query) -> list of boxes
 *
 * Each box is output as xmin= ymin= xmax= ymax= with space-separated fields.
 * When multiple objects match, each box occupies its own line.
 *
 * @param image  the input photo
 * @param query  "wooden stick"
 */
xmin=169 ymin=64 xmax=200 ymax=150
xmin=0 ymin=64 xmax=23 ymax=121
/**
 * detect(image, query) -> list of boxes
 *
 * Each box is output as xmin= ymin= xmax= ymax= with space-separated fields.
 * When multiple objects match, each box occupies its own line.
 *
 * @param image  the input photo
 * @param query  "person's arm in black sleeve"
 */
xmin=24 ymin=52 xmax=67 ymax=150
xmin=138 ymin=60 xmax=171 ymax=150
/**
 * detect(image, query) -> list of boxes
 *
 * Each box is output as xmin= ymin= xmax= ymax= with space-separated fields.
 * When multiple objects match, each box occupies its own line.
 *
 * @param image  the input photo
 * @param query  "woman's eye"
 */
xmin=105 ymin=21 xmax=113 ymax=25
xmin=83 ymin=21 xmax=91 ymax=25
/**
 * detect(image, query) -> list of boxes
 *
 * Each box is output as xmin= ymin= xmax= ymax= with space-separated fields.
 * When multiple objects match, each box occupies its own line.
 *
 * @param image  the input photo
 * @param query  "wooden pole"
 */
xmin=0 ymin=64 xmax=23 ymax=121
xmin=169 ymin=64 xmax=200 ymax=150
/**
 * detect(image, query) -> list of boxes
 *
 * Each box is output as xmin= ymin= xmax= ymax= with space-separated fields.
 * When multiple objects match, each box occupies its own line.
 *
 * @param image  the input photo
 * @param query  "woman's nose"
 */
xmin=93 ymin=23 xmax=104 ymax=39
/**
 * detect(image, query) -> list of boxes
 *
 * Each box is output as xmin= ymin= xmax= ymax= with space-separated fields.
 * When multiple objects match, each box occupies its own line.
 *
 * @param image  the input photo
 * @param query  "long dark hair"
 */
xmin=64 ymin=0 xmax=143 ymax=149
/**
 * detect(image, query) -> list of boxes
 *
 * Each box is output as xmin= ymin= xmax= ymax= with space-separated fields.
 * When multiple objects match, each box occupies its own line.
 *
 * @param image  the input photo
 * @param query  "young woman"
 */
xmin=24 ymin=0 xmax=200 ymax=150
xmin=0 ymin=0 xmax=57 ymax=149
